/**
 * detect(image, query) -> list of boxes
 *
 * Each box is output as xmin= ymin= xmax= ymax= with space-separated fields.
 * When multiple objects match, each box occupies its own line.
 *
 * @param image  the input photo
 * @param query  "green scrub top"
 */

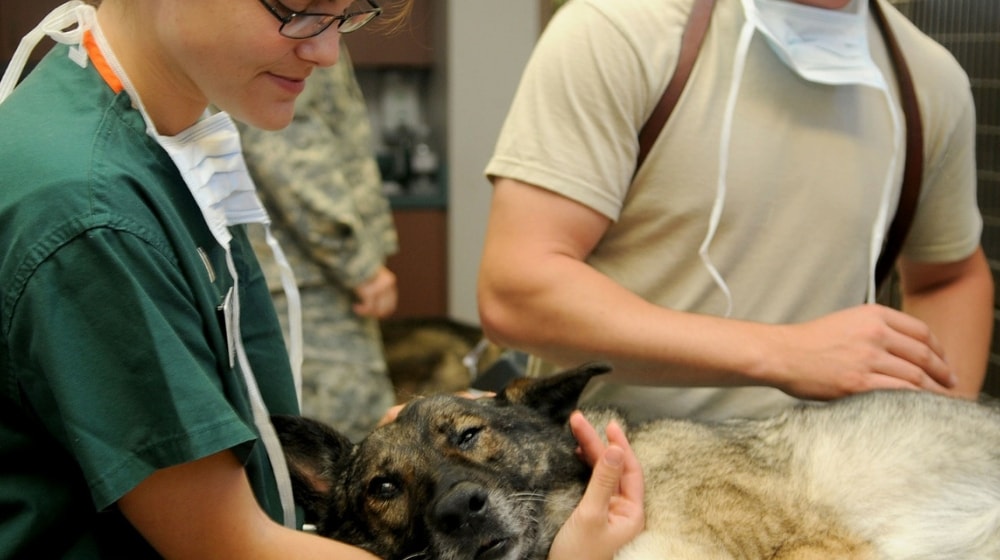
xmin=0 ymin=44 xmax=300 ymax=557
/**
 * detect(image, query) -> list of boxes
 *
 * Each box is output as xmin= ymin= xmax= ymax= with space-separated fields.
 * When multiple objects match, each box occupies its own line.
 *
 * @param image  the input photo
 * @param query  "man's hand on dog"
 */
xmin=764 ymin=304 xmax=962 ymax=400
xmin=548 ymin=412 xmax=645 ymax=560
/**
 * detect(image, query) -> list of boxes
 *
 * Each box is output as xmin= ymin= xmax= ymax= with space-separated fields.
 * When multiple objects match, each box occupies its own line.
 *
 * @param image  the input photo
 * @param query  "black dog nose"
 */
xmin=432 ymin=481 xmax=489 ymax=535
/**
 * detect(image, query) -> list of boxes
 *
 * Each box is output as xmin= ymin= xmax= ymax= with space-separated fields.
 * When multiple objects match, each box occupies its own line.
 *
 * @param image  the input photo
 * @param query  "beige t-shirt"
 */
xmin=485 ymin=0 xmax=981 ymax=421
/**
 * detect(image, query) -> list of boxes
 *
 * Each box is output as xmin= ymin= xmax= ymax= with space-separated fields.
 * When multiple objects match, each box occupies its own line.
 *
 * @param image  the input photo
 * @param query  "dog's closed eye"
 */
xmin=452 ymin=426 xmax=482 ymax=450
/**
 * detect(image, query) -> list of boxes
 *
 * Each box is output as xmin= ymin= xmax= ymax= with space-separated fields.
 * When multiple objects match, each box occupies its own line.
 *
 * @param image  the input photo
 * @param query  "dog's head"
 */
xmin=273 ymin=361 xmax=612 ymax=560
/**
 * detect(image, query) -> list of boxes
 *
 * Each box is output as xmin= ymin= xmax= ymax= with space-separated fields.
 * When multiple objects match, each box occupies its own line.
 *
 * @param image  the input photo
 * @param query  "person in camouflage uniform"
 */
xmin=240 ymin=46 xmax=399 ymax=442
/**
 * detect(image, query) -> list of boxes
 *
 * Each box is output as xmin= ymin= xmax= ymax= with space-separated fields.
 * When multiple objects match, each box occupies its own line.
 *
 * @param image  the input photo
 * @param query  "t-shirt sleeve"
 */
xmin=903 ymin=76 xmax=983 ymax=263
xmin=484 ymin=0 xmax=668 ymax=221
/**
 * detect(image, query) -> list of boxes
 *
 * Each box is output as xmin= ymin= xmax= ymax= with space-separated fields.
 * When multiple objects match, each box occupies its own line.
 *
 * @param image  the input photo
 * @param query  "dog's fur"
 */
xmin=274 ymin=362 xmax=1000 ymax=559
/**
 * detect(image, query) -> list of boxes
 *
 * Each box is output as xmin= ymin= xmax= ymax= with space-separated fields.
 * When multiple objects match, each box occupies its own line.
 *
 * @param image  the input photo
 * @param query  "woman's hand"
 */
xmin=548 ymin=411 xmax=644 ymax=560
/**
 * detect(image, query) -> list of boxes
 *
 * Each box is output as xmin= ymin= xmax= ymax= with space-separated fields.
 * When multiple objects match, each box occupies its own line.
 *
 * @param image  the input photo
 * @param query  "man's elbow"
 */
xmin=477 ymin=286 xmax=522 ymax=350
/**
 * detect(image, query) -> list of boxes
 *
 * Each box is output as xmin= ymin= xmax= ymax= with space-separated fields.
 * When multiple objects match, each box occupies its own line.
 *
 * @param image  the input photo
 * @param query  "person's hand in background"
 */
xmin=352 ymin=266 xmax=397 ymax=318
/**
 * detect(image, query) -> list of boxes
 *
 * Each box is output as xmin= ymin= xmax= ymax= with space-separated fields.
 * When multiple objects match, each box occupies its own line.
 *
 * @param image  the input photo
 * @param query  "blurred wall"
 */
xmin=442 ymin=0 xmax=541 ymax=324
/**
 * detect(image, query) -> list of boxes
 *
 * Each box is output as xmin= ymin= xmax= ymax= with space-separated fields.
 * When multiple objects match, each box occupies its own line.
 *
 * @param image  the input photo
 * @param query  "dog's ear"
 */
xmin=496 ymin=361 xmax=611 ymax=423
xmin=271 ymin=414 xmax=354 ymax=525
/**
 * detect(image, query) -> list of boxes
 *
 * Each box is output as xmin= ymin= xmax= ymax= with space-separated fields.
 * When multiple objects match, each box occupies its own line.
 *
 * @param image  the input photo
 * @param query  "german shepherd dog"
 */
xmin=273 ymin=362 xmax=1000 ymax=559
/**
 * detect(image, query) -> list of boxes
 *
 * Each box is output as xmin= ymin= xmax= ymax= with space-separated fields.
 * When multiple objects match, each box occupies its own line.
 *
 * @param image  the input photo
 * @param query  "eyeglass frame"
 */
xmin=257 ymin=0 xmax=382 ymax=39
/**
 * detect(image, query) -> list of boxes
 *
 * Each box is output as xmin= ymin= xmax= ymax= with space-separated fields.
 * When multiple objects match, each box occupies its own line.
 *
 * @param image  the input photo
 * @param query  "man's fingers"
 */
xmin=882 ymin=307 xmax=944 ymax=352
xmin=875 ymin=347 xmax=952 ymax=391
xmin=881 ymin=311 xmax=955 ymax=389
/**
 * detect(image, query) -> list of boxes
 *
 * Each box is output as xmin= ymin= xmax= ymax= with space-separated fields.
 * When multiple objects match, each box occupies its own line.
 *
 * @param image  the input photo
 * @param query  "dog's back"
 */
xmin=620 ymin=389 xmax=1000 ymax=559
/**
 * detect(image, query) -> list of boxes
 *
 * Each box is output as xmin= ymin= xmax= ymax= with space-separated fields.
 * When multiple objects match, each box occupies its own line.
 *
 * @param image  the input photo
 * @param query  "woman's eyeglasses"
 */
xmin=258 ymin=0 xmax=382 ymax=39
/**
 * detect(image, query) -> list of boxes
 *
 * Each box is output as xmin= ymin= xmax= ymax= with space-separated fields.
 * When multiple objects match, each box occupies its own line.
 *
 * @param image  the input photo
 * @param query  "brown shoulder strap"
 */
xmin=871 ymin=0 xmax=924 ymax=290
xmin=635 ymin=0 xmax=716 ymax=175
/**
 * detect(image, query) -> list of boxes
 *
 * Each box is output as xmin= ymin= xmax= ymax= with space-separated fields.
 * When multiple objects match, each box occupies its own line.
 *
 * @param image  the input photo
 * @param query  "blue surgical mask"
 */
xmin=749 ymin=0 xmax=887 ymax=89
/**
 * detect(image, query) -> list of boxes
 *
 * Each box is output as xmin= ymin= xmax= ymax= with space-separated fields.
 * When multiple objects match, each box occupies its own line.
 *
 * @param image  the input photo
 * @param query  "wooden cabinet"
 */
xmin=387 ymin=208 xmax=447 ymax=318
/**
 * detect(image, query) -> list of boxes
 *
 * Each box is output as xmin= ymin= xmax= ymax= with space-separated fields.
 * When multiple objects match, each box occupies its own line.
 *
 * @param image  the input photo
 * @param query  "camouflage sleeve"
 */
xmin=241 ymin=46 xmax=398 ymax=290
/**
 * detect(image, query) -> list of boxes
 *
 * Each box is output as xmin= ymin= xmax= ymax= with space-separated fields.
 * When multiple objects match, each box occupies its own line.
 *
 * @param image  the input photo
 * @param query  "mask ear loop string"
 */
xmin=264 ymin=228 xmax=304 ymax=403
xmin=866 ymin=87 xmax=903 ymax=303
xmin=701 ymin=17 xmax=757 ymax=318
xmin=226 ymin=252 xmax=299 ymax=529
xmin=0 ymin=0 xmax=90 ymax=104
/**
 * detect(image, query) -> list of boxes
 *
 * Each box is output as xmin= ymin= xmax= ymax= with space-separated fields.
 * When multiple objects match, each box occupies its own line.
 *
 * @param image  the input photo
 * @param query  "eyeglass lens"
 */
xmin=280 ymin=1 xmax=379 ymax=38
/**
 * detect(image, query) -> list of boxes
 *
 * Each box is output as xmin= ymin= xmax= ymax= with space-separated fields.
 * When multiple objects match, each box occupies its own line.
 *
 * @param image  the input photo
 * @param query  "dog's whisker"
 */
xmin=511 ymin=491 xmax=547 ymax=505
xmin=400 ymin=549 xmax=430 ymax=560
xmin=511 ymin=491 xmax=545 ymax=499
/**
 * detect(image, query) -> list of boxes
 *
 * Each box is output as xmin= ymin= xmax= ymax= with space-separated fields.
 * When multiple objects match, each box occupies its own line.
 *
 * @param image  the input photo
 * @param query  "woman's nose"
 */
xmin=295 ymin=31 xmax=342 ymax=67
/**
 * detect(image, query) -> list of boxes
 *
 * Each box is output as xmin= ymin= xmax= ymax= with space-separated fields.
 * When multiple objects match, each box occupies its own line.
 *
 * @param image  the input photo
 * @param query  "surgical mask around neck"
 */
xmin=700 ymin=0 xmax=902 ymax=315
xmin=0 ymin=0 xmax=303 ymax=529
xmin=747 ymin=0 xmax=888 ymax=90
xmin=156 ymin=112 xmax=270 ymax=247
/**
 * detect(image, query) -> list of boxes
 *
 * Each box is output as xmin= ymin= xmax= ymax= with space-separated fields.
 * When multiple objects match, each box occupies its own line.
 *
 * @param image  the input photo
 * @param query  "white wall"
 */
xmin=440 ymin=0 xmax=541 ymax=324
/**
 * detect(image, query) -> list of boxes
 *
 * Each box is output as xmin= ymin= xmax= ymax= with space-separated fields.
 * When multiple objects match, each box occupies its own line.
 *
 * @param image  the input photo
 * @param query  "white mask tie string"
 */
xmin=701 ymin=18 xmax=757 ymax=318
xmin=0 ymin=1 xmax=92 ymax=104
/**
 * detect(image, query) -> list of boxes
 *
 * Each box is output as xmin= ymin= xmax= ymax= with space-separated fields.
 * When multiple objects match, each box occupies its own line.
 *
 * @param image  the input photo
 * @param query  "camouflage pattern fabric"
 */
xmin=241 ymin=47 xmax=398 ymax=441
